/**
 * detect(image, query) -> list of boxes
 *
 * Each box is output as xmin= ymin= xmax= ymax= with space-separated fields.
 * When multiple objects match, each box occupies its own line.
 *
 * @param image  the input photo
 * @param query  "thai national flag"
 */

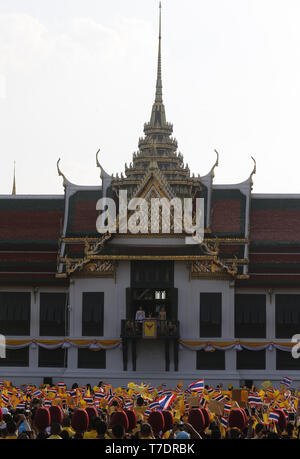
xmin=33 ymin=390 xmax=42 ymax=398
xmin=124 ymin=400 xmax=133 ymax=409
xmin=188 ymin=379 xmax=204 ymax=393
xmin=269 ymin=412 xmax=279 ymax=423
xmin=68 ymin=390 xmax=77 ymax=398
xmin=223 ymin=403 xmax=231 ymax=415
xmin=147 ymin=385 xmax=154 ymax=393
xmin=149 ymin=401 xmax=161 ymax=411
xmin=281 ymin=377 xmax=292 ymax=388
xmin=57 ymin=382 xmax=65 ymax=388
xmin=94 ymin=392 xmax=105 ymax=400
xmin=1 ymin=394 xmax=9 ymax=404
xmin=44 ymin=400 xmax=52 ymax=407
xmin=106 ymin=395 xmax=114 ymax=406
xmin=17 ymin=402 xmax=26 ymax=410
xmin=199 ymin=396 xmax=207 ymax=408
xmin=214 ymin=394 xmax=226 ymax=402
xmin=221 ymin=417 xmax=228 ymax=428
xmin=144 ymin=410 xmax=151 ymax=418
xmin=248 ymin=395 xmax=263 ymax=406
xmin=157 ymin=393 xmax=176 ymax=411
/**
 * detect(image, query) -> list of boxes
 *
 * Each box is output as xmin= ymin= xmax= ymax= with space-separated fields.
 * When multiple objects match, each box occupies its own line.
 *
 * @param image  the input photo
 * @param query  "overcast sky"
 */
xmin=1 ymin=0 xmax=300 ymax=195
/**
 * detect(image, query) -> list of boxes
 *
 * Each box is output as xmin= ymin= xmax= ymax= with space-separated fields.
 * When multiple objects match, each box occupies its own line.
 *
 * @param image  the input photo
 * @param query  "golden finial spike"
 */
xmin=214 ymin=149 xmax=219 ymax=168
xmin=211 ymin=149 xmax=219 ymax=179
xmin=96 ymin=148 xmax=105 ymax=180
xmin=12 ymin=161 xmax=16 ymax=195
xmin=96 ymin=148 xmax=111 ymax=180
xmin=251 ymin=156 xmax=256 ymax=175
xmin=57 ymin=158 xmax=67 ymax=188
xmin=96 ymin=149 xmax=101 ymax=168
xmin=250 ymin=156 xmax=256 ymax=190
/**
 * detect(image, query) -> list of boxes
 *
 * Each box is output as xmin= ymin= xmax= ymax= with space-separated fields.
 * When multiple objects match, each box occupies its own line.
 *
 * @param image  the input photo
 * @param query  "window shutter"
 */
xmin=235 ymin=294 xmax=266 ymax=338
xmin=82 ymin=292 xmax=104 ymax=336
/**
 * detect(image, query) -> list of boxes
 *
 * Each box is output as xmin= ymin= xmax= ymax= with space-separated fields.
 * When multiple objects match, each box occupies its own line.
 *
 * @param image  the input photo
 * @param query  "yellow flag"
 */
xmin=262 ymin=413 xmax=269 ymax=424
xmin=261 ymin=381 xmax=272 ymax=389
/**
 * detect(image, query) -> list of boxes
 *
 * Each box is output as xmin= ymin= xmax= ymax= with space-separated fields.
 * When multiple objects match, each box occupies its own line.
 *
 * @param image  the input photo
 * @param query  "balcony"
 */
xmin=121 ymin=319 xmax=179 ymax=339
xmin=121 ymin=319 xmax=179 ymax=371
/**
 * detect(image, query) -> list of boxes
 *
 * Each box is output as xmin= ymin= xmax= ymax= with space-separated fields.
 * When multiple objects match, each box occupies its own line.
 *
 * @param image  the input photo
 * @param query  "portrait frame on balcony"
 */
xmin=142 ymin=319 xmax=157 ymax=339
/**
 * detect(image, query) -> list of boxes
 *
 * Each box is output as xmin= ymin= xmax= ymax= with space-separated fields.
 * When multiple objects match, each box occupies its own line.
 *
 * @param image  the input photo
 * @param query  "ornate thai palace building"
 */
xmin=1 ymin=4 xmax=300 ymax=388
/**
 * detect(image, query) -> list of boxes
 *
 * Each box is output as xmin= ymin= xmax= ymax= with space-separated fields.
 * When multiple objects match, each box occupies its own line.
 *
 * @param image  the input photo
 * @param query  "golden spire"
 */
xmin=12 ymin=161 xmax=16 ymax=195
xmin=146 ymin=2 xmax=168 ymax=130
xmin=155 ymin=1 xmax=162 ymax=103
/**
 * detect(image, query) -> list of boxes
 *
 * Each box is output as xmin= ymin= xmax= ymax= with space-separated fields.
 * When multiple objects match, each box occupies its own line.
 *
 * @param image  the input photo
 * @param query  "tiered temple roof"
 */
xmin=1 ymin=4 xmax=300 ymax=287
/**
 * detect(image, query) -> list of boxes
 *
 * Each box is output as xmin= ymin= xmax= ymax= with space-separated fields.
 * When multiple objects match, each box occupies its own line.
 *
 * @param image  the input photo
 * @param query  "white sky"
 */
xmin=1 ymin=0 xmax=300 ymax=195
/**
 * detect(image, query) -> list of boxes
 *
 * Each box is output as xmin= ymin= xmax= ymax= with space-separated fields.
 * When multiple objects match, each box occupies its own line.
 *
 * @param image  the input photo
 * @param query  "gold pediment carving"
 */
xmin=190 ymin=258 xmax=238 ymax=279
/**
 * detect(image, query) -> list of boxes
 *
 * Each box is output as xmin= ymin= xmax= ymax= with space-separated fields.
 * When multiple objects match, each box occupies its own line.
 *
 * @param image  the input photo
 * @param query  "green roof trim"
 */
xmin=0 ymin=198 xmax=64 ymax=211
xmin=0 ymin=240 xmax=59 ymax=247
xmin=251 ymin=198 xmax=300 ymax=211
xmin=0 ymin=262 xmax=56 ymax=270
xmin=250 ymin=241 xmax=300 ymax=248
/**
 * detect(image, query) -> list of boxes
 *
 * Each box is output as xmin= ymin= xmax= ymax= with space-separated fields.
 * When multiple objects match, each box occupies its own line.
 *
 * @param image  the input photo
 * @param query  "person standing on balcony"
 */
xmin=159 ymin=306 xmax=167 ymax=335
xmin=135 ymin=306 xmax=145 ymax=334
xmin=135 ymin=306 xmax=146 ymax=322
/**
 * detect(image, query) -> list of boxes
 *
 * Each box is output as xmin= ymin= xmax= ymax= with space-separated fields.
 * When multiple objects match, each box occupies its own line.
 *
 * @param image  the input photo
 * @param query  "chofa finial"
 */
xmin=211 ymin=149 xmax=219 ymax=178
xmin=96 ymin=148 xmax=111 ymax=180
xmin=250 ymin=156 xmax=256 ymax=189
xmin=57 ymin=158 xmax=67 ymax=188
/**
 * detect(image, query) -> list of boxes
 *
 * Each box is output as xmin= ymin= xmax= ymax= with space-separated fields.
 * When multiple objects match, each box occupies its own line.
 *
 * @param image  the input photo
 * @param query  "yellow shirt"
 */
xmin=134 ymin=406 xmax=146 ymax=421
xmin=61 ymin=427 xmax=75 ymax=437
xmin=83 ymin=430 xmax=98 ymax=439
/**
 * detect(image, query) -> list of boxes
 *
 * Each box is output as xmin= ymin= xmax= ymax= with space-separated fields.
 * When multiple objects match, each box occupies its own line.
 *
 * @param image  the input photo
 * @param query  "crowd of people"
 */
xmin=0 ymin=379 xmax=299 ymax=439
